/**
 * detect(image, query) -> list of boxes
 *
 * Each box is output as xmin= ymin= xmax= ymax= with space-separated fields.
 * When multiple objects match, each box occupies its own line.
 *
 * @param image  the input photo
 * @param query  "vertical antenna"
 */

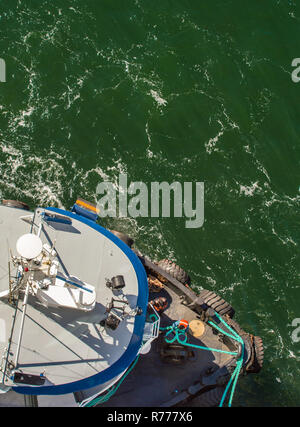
xmin=8 ymin=261 xmax=12 ymax=305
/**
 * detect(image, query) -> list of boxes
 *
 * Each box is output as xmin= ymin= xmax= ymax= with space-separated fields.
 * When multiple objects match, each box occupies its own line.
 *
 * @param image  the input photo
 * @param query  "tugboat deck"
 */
xmin=0 ymin=201 xmax=263 ymax=407
xmin=79 ymin=285 xmax=233 ymax=407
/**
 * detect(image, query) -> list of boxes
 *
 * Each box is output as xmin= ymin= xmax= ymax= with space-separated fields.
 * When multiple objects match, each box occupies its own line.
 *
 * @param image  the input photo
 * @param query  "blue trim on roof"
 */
xmin=71 ymin=204 xmax=99 ymax=222
xmin=13 ymin=207 xmax=148 ymax=395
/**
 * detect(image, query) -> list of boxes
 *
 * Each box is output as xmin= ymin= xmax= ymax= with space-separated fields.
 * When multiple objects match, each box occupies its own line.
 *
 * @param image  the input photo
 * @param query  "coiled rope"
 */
xmin=160 ymin=312 xmax=245 ymax=407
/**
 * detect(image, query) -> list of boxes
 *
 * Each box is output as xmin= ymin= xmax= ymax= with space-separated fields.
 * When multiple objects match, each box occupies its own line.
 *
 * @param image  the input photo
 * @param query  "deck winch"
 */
xmin=101 ymin=277 xmax=143 ymax=330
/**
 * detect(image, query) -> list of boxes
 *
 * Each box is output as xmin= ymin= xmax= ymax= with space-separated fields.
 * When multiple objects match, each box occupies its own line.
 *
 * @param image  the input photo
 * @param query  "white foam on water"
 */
xmin=218 ymin=281 xmax=243 ymax=294
xmin=204 ymin=103 xmax=240 ymax=155
xmin=288 ymin=350 xmax=298 ymax=359
xmin=124 ymin=61 xmax=130 ymax=73
xmin=0 ymin=139 xmax=65 ymax=208
xmin=145 ymin=122 xmax=155 ymax=159
xmin=239 ymin=181 xmax=260 ymax=196
xmin=205 ymin=276 xmax=217 ymax=286
xmin=149 ymin=89 xmax=168 ymax=107
xmin=81 ymin=166 xmax=110 ymax=183
xmin=205 ymin=124 xmax=224 ymax=154
xmin=13 ymin=106 xmax=35 ymax=128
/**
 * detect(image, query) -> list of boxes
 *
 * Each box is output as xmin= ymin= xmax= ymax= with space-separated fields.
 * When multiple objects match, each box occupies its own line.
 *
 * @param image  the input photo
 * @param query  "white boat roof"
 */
xmin=0 ymin=205 xmax=148 ymax=395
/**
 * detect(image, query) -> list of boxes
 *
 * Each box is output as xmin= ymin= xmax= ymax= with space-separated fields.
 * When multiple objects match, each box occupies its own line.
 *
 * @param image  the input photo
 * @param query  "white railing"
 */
xmin=139 ymin=304 xmax=160 ymax=355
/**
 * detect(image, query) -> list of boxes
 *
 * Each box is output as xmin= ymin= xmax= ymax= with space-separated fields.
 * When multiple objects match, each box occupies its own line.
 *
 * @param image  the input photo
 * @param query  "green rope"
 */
xmin=159 ymin=322 xmax=239 ymax=356
xmin=167 ymin=330 xmax=238 ymax=356
xmin=160 ymin=313 xmax=245 ymax=407
xmin=208 ymin=320 xmax=239 ymax=341
xmin=211 ymin=313 xmax=242 ymax=342
xmin=208 ymin=313 xmax=245 ymax=407
xmin=81 ymin=355 xmax=140 ymax=407
xmin=228 ymin=358 xmax=243 ymax=406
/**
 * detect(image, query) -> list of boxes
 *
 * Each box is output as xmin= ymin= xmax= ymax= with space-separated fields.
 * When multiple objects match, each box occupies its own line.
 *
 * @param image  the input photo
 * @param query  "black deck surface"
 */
xmin=99 ymin=285 xmax=232 ymax=407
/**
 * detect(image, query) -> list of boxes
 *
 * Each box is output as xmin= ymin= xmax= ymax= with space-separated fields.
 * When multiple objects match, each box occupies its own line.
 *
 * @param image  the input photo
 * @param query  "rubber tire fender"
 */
xmin=248 ymin=335 xmax=264 ymax=373
xmin=1 ymin=199 xmax=30 ymax=211
xmin=199 ymin=289 xmax=235 ymax=318
xmin=157 ymin=259 xmax=191 ymax=285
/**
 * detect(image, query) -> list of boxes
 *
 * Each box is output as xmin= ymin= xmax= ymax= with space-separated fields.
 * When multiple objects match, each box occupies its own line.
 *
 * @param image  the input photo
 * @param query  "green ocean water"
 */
xmin=0 ymin=0 xmax=300 ymax=406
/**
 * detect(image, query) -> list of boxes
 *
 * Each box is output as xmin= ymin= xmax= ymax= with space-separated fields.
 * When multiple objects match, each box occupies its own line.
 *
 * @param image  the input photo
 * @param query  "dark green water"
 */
xmin=1 ymin=0 xmax=300 ymax=406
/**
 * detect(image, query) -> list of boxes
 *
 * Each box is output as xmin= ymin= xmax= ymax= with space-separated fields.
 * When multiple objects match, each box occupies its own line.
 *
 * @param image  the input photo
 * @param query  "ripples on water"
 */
xmin=0 ymin=0 xmax=300 ymax=405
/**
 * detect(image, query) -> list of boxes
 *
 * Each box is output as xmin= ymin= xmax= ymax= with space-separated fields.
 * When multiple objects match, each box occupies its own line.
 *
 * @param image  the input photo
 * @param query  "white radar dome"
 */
xmin=16 ymin=233 xmax=43 ymax=260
